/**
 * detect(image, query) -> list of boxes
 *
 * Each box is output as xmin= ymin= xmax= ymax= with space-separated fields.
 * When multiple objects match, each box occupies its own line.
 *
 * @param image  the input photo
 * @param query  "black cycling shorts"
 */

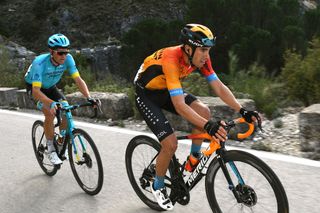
xmin=135 ymin=84 xmax=197 ymax=142
xmin=26 ymin=83 xmax=66 ymax=102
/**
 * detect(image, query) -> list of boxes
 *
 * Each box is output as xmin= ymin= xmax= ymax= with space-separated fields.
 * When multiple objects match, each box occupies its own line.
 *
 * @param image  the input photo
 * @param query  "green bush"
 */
xmin=0 ymin=45 xmax=25 ymax=88
xmin=182 ymin=72 xmax=211 ymax=96
xmin=226 ymin=51 xmax=280 ymax=118
xmin=120 ymin=19 xmax=183 ymax=81
xmin=281 ymin=38 xmax=320 ymax=106
xmin=59 ymin=52 xmax=94 ymax=93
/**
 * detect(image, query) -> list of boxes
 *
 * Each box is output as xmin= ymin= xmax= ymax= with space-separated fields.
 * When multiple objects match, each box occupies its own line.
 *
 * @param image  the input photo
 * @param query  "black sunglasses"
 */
xmin=55 ymin=51 xmax=69 ymax=56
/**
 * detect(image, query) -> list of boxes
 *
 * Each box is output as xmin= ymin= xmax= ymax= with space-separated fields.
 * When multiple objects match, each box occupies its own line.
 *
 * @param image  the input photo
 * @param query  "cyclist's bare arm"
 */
xmin=209 ymin=79 xmax=242 ymax=112
xmin=74 ymin=76 xmax=91 ymax=98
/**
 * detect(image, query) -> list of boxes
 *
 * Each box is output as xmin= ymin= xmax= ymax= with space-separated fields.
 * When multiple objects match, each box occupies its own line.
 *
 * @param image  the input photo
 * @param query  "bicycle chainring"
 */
xmin=171 ymin=179 xmax=190 ymax=205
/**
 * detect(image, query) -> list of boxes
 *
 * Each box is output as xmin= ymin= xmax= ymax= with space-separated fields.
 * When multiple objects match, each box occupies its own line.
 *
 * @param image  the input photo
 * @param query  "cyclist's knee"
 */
xmin=201 ymin=105 xmax=211 ymax=119
xmin=191 ymin=101 xmax=211 ymax=119
xmin=43 ymin=108 xmax=55 ymax=121
xmin=160 ymin=134 xmax=178 ymax=154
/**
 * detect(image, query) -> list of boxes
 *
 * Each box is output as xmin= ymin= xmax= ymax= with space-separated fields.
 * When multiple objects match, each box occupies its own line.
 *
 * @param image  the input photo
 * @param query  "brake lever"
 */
xmin=90 ymin=102 xmax=102 ymax=119
xmin=255 ymin=115 xmax=264 ymax=132
xmin=224 ymin=120 xmax=236 ymax=132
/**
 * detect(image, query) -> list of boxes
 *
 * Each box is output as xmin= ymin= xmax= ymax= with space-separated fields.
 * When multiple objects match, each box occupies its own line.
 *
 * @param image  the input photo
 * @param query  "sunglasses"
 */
xmin=55 ymin=51 xmax=69 ymax=56
xmin=201 ymin=37 xmax=216 ymax=47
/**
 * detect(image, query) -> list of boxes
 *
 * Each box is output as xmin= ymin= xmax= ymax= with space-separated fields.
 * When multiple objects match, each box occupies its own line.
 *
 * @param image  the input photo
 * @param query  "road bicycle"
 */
xmin=31 ymin=101 xmax=104 ymax=195
xmin=125 ymin=118 xmax=289 ymax=212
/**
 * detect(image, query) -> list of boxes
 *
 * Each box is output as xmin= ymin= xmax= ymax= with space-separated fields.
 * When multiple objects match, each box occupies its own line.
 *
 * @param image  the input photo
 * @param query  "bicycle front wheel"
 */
xmin=205 ymin=150 xmax=289 ymax=213
xmin=125 ymin=135 xmax=175 ymax=211
xmin=68 ymin=128 xmax=104 ymax=195
xmin=31 ymin=120 xmax=58 ymax=176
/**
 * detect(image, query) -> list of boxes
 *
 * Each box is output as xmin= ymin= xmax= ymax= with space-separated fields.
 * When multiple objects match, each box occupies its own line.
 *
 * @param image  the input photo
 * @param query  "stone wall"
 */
xmin=0 ymin=87 xmax=134 ymax=120
xmin=299 ymin=104 xmax=320 ymax=160
xmin=66 ymin=92 xmax=133 ymax=120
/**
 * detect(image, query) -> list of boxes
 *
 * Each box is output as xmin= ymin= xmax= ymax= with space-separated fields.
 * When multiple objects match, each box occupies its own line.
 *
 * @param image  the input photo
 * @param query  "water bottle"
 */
xmin=56 ymin=130 xmax=66 ymax=152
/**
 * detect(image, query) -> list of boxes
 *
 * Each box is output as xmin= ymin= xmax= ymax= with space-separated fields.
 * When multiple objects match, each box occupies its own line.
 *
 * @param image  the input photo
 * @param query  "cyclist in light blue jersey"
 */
xmin=25 ymin=33 xmax=98 ymax=165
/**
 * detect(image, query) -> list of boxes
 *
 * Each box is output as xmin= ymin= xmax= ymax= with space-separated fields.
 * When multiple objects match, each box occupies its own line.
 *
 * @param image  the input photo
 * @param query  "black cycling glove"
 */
xmin=204 ymin=120 xmax=222 ymax=136
xmin=87 ymin=97 xmax=101 ymax=107
xmin=240 ymin=107 xmax=262 ymax=129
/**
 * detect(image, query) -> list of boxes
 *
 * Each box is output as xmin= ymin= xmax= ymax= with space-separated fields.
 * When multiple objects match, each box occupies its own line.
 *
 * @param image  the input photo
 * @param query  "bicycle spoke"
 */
xmin=69 ymin=129 xmax=103 ymax=195
xmin=32 ymin=120 xmax=58 ymax=176
xmin=206 ymin=150 xmax=288 ymax=213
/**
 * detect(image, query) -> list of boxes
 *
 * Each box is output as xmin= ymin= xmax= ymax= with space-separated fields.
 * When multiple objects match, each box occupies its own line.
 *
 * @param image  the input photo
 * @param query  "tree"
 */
xmin=120 ymin=19 xmax=183 ymax=81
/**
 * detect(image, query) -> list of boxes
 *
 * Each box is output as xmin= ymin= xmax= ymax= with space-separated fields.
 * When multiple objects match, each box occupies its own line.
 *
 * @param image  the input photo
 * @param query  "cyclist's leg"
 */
xmin=38 ymin=86 xmax=65 ymax=164
xmin=42 ymin=106 xmax=55 ymax=142
xmin=188 ymin=98 xmax=210 ymax=152
xmin=156 ymin=134 xmax=178 ymax=177
xmin=163 ymin=93 xmax=210 ymax=154
xmin=59 ymin=100 xmax=69 ymax=133
xmin=47 ymin=86 xmax=68 ymax=133
xmin=135 ymin=86 xmax=175 ymax=209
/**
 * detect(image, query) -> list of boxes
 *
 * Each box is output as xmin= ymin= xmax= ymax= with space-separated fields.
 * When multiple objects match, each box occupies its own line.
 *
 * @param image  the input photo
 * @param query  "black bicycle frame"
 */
xmin=170 ymin=140 xmax=245 ymax=202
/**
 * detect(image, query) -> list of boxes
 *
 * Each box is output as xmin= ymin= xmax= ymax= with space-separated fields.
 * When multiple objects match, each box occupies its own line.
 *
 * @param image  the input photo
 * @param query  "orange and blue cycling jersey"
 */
xmin=25 ymin=53 xmax=79 ymax=89
xmin=134 ymin=45 xmax=218 ymax=96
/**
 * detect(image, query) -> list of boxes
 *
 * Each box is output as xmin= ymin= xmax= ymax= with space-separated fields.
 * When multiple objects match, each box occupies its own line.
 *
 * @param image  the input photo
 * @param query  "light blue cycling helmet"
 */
xmin=48 ymin=33 xmax=70 ymax=48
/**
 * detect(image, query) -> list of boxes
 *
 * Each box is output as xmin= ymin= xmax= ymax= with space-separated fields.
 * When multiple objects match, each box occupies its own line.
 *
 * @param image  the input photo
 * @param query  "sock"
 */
xmin=47 ymin=139 xmax=55 ymax=153
xmin=153 ymin=176 xmax=165 ymax=190
xmin=190 ymin=143 xmax=201 ymax=155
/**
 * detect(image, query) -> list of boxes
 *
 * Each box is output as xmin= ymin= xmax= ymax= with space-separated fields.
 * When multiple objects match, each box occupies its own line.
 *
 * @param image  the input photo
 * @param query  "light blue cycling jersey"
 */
xmin=25 ymin=53 xmax=80 ymax=89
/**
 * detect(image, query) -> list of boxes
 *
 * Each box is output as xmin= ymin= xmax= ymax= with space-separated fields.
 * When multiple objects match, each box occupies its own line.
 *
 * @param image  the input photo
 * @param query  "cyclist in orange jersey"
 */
xmin=134 ymin=23 xmax=261 ymax=210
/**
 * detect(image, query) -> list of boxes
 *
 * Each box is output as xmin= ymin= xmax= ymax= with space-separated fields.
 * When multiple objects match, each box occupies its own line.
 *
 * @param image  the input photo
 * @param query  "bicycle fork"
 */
xmin=217 ymin=149 xmax=245 ymax=203
xmin=65 ymin=110 xmax=87 ymax=162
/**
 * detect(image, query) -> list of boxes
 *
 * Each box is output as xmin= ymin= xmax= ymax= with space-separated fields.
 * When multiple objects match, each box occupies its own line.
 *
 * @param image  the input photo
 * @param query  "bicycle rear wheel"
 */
xmin=31 ymin=120 xmax=58 ymax=176
xmin=68 ymin=128 xmax=104 ymax=195
xmin=205 ymin=150 xmax=289 ymax=213
xmin=125 ymin=135 xmax=175 ymax=211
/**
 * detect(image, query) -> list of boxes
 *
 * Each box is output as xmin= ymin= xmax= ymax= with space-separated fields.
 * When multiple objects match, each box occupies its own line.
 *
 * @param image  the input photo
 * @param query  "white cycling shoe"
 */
xmin=48 ymin=152 xmax=63 ymax=165
xmin=151 ymin=184 xmax=173 ymax=211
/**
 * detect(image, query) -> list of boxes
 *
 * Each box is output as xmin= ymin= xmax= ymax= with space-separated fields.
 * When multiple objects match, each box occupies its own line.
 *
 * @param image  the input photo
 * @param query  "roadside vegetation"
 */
xmin=1 ymin=0 xmax=320 ymax=119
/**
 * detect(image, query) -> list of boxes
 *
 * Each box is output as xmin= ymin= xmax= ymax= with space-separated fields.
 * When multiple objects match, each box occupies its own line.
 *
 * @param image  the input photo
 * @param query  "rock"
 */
xmin=299 ymin=104 xmax=320 ymax=159
xmin=0 ymin=87 xmax=18 ymax=107
xmin=66 ymin=91 xmax=133 ymax=120
xmin=78 ymin=45 xmax=121 ymax=79
xmin=165 ymin=97 xmax=256 ymax=137
xmin=16 ymin=89 xmax=36 ymax=109
xmin=0 ymin=36 xmax=36 ymax=72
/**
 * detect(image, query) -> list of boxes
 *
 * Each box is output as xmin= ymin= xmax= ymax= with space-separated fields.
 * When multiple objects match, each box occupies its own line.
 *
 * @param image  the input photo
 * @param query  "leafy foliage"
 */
xmin=119 ymin=19 xmax=183 ymax=81
xmin=225 ymin=51 xmax=281 ymax=118
xmin=281 ymin=38 xmax=320 ymax=106
xmin=0 ymin=45 xmax=25 ymax=88
xmin=185 ymin=0 xmax=307 ymax=75
xmin=181 ymin=72 xmax=211 ymax=96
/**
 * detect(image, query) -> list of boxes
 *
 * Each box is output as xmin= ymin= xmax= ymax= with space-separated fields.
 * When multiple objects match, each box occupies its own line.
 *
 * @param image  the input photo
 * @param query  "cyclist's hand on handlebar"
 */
xmin=87 ymin=97 xmax=101 ymax=108
xmin=204 ymin=120 xmax=228 ymax=142
xmin=240 ymin=108 xmax=262 ymax=130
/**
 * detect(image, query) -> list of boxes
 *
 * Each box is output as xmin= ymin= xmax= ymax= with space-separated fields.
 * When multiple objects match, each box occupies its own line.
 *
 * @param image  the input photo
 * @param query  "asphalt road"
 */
xmin=1 ymin=109 xmax=320 ymax=213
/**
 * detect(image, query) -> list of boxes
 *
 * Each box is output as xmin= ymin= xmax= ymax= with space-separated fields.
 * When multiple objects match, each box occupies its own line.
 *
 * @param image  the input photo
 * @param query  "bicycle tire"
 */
xmin=68 ymin=128 xmax=104 ymax=195
xmin=205 ymin=150 xmax=289 ymax=213
xmin=31 ymin=120 xmax=58 ymax=176
xmin=125 ymin=135 xmax=176 ymax=211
